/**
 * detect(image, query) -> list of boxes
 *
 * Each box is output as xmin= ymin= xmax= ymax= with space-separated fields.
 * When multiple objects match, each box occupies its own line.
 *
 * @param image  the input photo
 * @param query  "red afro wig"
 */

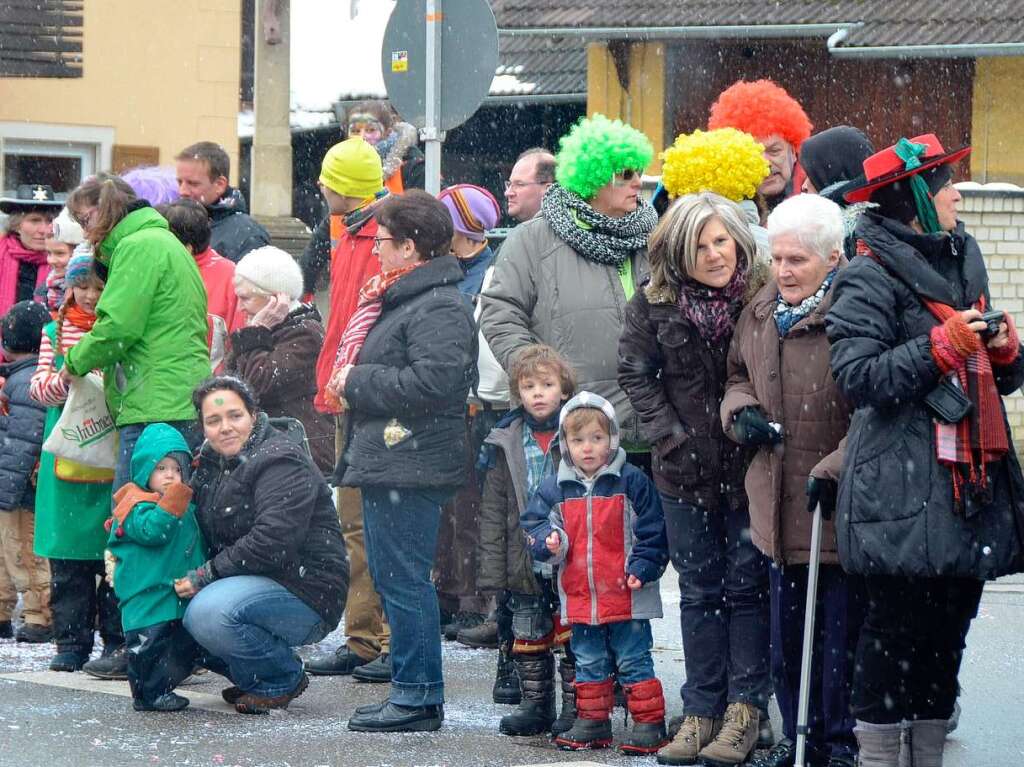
xmin=708 ymin=79 xmax=812 ymax=150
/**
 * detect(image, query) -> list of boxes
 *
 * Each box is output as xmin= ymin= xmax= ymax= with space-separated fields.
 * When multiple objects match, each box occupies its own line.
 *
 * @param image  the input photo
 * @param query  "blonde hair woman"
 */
xmin=619 ymin=192 xmax=770 ymax=766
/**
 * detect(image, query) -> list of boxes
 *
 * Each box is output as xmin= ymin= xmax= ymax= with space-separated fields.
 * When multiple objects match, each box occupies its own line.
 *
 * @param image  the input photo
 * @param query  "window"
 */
xmin=0 ymin=123 xmax=114 ymax=199
xmin=2 ymin=140 xmax=91 ymax=198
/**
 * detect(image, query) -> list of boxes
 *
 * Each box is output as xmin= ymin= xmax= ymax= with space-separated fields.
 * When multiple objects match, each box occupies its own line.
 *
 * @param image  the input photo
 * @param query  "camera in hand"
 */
xmin=980 ymin=310 xmax=1005 ymax=339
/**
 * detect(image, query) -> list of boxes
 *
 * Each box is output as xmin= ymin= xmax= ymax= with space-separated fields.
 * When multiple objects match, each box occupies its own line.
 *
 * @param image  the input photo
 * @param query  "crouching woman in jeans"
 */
xmin=176 ymin=376 xmax=348 ymax=714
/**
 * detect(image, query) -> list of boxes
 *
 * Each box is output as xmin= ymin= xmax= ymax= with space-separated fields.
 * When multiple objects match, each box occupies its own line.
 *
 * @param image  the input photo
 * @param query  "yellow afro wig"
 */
xmin=555 ymin=114 xmax=654 ymax=200
xmin=661 ymin=128 xmax=769 ymax=202
xmin=708 ymin=79 xmax=812 ymax=150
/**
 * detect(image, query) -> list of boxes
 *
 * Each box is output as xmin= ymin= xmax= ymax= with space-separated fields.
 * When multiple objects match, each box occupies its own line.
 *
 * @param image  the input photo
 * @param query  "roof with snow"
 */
xmin=490 ymin=0 xmax=1024 ymax=51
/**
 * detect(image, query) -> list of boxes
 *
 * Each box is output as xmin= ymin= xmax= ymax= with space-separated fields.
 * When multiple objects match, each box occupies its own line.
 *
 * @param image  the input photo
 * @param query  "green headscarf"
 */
xmin=893 ymin=137 xmax=942 ymax=234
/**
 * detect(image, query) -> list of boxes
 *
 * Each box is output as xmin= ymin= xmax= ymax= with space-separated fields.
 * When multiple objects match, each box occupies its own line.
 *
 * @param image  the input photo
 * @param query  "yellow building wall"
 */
xmin=587 ymin=42 xmax=666 ymax=174
xmin=971 ymin=57 xmax=1024 ymax=186
xmin=0 ymin=0 xmax=241 ymax=181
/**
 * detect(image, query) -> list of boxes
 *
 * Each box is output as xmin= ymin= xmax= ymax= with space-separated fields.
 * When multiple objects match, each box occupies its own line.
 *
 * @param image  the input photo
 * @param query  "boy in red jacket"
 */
xmin=522 ymin=391 xmax=669 ymax=755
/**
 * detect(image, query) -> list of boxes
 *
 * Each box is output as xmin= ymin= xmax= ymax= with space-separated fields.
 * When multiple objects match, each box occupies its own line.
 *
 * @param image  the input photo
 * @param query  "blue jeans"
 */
xmin=771 ymin=564 xmax=865 ymax=760
xmin=661 ymin=494 xmax=770 ymax=717
xmin=361 ymin=486 xmax=450 ymax=707
xmin=571 ymin=620 xmax=655 ymax=684
xmin=183 ymin=575 xmax=329 ymax=697
xmin=114 ymin=420 xmax=199 ymax=495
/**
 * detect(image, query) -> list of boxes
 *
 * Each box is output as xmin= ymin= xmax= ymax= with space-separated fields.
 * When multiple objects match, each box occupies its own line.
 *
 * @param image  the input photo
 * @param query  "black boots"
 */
xmin=551 ymin=655 xmax=577 ymax=736
xmin=493 ymin=643 xmax=521 ymax=704
xmin=499 ymin=651 xmax=555 ymax=735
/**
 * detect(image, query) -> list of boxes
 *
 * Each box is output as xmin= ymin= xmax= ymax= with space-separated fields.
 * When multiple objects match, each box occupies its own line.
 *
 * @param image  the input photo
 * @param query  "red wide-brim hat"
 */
xmin=843 ymin=133 xmax=971 ymax=204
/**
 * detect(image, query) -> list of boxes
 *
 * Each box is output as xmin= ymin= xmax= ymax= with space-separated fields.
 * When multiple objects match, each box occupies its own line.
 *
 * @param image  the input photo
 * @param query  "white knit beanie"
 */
xmin=51 ymin=207 xmax=84 ymax=245
xmin=234 ymin=246 xmax=304 ymax=300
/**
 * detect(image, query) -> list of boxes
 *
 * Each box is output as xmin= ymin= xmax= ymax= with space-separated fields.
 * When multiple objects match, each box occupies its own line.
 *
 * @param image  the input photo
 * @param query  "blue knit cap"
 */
xmin=65 ymin=244 xmax=97 ymax=287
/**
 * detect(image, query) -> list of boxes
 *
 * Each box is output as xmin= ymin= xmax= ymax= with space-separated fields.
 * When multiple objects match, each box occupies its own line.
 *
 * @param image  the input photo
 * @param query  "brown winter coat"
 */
xmin=477 ymin=415 xmax=561 ymax=595
xmin=226 ymin=304 xmax=335 ymax=474
xmin=618 ymin=281 xmax=749 ymax=508
xmin=720 ymin=274 xmax=850 ymax=565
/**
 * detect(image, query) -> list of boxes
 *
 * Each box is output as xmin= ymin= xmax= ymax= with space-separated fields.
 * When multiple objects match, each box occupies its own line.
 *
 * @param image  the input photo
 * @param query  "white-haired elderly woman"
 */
xmin=619 ymin=192 xmax=770 ymax=765
xmin=720 ymin=194 xmax=864 ymax=767
xmin=226 ymin=245 xmax=335 ymax=474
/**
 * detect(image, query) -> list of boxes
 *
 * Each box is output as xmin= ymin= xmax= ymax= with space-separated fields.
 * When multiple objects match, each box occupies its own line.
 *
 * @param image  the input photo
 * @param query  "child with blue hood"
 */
xmin=105 ymin=423 xmax=207 ymax=712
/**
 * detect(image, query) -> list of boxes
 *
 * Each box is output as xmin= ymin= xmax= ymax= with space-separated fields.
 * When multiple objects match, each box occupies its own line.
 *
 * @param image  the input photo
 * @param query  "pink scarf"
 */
xmin=0 ymin=233 xmax=49 ymax=317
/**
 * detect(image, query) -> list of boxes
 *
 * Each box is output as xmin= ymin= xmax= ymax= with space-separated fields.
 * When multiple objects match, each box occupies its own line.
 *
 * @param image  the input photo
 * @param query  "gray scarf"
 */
xmin=541 ymin=183 xmax=657 ymax=268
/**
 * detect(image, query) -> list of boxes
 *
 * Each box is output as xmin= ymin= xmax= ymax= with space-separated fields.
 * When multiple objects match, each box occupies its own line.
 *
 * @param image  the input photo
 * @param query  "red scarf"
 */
xmin=925 ymin=297 xmax=1010 ymax=506
xmin=65 ymin=302 xmax=97 ymax=333
xmin=324 ymin=262 xmax=423 ymax=411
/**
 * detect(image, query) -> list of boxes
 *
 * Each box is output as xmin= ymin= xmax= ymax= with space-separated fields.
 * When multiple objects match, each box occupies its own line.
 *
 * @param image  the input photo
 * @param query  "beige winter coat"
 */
xmin=480 ymin=215 xmax=649 ymax=444
xmin=720 ymin=274 xmax=850 ymax=565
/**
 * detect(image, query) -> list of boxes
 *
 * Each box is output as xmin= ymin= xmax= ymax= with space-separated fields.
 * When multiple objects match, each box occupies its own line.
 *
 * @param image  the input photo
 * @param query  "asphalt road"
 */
xmin=1 ymin=574 xmax=1021 ymax=767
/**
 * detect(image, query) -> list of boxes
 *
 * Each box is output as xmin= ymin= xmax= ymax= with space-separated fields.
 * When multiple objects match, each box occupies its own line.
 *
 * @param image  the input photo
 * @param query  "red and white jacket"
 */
xmin=520 ymin=392 xmax=668 ymax=625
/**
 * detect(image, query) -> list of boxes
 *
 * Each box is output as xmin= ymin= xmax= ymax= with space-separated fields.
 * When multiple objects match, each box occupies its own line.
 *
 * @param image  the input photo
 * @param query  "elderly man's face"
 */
xmin=759 ymin=134 xmax=796 ymax=198
xmin=771 ymin=232 xmax=839 ymax=306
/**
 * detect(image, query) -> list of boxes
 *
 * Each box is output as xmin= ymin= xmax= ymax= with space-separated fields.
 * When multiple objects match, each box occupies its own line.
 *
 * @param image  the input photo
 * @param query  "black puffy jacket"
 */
xmin=341 ymin=256 xmax=478 ymax=489
xmin=207 ymin=188 xmax=271 ymax=264
xmin=191 ymin=412 xmax=348 ymax=625
xmin=0 ymin=357 xmax=46 ymax=510
xmin=826 ymin=213 xmax=1024 ymax=579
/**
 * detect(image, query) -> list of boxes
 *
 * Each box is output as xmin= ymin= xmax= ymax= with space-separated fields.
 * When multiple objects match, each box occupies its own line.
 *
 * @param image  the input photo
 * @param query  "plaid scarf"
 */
xmin=324 ymin=262 xmax=423 ymax=411
xmin=542 ymin=183 xmax=657 ymax=269
xmin=925 ymin=298 xmax=1009 ymax=507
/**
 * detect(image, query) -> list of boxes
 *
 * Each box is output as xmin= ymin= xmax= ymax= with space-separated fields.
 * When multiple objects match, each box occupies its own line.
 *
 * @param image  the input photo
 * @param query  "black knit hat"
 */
xmin=1 ymin=300 xmax=51 ymax=354
xmin=799 ymin=126 xmax=875 ymax=205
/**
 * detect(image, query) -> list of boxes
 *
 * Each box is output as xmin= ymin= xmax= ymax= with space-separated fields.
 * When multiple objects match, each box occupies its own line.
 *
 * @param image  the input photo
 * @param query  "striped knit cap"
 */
xmin=438 ymin=184 xmax=500 ymax=242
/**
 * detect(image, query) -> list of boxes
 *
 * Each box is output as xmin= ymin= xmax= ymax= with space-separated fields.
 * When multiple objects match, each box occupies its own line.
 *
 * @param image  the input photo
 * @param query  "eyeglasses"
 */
xmin=504 ymin=179 xmax=546 ymax=192
xmin=373 ymin=236 xmax=395 ymax=248
xmin=611 ymin=169 xmax=643 ymax=187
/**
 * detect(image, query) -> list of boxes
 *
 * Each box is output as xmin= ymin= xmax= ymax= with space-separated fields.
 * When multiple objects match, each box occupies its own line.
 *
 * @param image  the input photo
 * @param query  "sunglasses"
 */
xmin=611 ymin=168 xmax=643 ymax=186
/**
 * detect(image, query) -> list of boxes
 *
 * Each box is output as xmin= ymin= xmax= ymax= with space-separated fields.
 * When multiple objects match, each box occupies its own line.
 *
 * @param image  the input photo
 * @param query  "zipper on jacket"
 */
xmin=586 ymin=492 xmax=599 ymax=625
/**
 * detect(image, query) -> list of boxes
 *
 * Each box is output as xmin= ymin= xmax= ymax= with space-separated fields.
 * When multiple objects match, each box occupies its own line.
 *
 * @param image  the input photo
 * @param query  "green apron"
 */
xmin=32 ymin=322 xmax=112 ymax=560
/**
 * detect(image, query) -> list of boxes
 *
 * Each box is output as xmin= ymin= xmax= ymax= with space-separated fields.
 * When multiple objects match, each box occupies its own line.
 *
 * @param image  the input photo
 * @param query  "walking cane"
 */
xmin=794 ymin=500 xmax=825 ymax=767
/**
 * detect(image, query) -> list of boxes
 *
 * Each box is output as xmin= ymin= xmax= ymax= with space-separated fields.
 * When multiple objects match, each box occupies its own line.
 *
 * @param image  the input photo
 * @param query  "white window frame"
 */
xmin=0 ymin=122 xmax=115 ymax=193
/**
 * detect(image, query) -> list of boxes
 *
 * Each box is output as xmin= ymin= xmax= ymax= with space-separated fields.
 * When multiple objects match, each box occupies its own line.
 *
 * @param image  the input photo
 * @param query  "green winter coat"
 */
xmin=33 ymin=322 xmax=112 ymax=560
xmin=64 ymin=206 xmax=210 ymax=426
xmin=106 ymin=423 xmax=207 ymax=632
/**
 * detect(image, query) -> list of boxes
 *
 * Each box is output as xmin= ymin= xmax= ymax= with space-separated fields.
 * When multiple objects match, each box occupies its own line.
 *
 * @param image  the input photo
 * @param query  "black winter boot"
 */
xmin=492 ymin=643 xmax=521 ymax=705
xmin=550 ymin=655 xmax=577 ymax=736
xmin=499 ymin=652 xmax=555 ymax=736
xmin=620 ymin=678 xmax=669 ymax=755
xmin=554 ymin=678 xmax=615 ymax=750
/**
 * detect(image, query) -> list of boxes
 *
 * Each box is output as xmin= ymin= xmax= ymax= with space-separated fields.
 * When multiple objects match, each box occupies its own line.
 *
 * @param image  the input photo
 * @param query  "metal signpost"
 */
xmin=381 ymin=0 xmax=499 ymax=194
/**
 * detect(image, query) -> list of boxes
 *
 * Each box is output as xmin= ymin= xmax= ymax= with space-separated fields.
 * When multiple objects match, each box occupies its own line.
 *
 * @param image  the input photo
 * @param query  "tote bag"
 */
xmin=41 ymin=372 xmax=118 ymax=472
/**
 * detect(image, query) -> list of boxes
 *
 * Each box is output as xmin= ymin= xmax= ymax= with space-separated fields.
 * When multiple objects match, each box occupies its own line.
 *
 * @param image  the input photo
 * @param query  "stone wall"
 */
xmin=958 ymin=185 xmax=1024 ymax=450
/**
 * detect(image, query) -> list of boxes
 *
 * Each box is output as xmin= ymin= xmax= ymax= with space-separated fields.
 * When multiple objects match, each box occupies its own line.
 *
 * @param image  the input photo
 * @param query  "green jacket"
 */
xmin=106 ymin=423 xmax=207 ymax=632
xmin=33 ymin=323 xmax=112 ymax=561
xmin=64 ymin=207 xmax=210 ymax=426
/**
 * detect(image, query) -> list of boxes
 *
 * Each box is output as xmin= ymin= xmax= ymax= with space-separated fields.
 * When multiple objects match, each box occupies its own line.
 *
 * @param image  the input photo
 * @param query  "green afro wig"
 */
xmin=555 ymin=114 xmax=654 ymax=200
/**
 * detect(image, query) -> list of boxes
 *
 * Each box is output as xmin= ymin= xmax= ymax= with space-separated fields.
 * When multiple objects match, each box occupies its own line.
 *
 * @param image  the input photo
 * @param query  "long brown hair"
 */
xmin=67 ymin=173 xmax=137 ymax=247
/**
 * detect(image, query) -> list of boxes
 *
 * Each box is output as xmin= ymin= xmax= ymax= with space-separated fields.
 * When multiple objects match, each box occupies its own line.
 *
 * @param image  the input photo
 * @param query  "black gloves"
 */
xmin=806 ymin=476 xmax=837 ymax=520
xmin=732 ymin=407 xmax=783 ymax=446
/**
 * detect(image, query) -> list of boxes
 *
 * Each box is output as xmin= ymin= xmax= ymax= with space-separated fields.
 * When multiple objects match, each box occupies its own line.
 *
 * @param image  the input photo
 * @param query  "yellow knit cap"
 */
xmin=319 ymin=137 xmax=384 ymax=198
